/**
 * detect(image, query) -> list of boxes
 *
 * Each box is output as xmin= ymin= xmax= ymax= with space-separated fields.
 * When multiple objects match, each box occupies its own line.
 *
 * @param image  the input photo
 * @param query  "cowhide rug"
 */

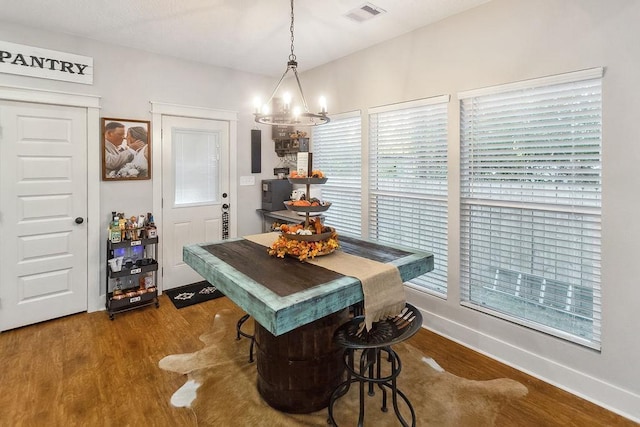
xmin=159 ymin=309 xmax=527 ymax=426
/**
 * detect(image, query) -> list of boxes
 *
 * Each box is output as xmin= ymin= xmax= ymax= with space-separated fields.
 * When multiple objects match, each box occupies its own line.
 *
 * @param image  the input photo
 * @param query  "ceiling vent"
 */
xmin=344 ymin=3 xmax=387 ymax=23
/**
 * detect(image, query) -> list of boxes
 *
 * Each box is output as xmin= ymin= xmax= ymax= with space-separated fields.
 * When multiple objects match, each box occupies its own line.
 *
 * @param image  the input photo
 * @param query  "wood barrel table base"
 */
xmin=255 ymin=308 xmax=350 ymax=414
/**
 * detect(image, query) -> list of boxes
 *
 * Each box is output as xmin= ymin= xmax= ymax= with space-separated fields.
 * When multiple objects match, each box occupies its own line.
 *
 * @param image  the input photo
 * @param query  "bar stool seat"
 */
xmin=236 ymin=314 xmax=255 ymax=363
xmin=327 ymin=303 xmax=422 ymax=427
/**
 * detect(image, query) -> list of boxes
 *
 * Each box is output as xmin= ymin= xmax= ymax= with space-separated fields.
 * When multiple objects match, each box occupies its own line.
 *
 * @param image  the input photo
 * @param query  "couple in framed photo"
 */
xmin=102 ymin=118 xmax=151 ymax=180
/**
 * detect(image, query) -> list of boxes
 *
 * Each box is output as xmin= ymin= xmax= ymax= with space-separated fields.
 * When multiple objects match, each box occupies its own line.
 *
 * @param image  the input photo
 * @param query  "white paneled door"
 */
xmin=161 ymin=116 xmax=229 ymax=290
xmin=0 ymin=100 xmax=88 ymax=331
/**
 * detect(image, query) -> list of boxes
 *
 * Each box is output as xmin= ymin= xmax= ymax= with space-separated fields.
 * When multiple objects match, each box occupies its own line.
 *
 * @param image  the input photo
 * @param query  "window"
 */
xmin=312 ymin=112 xmax=362 ymax=236
xmin=173 ymin=128 xmax=220 ymax=206
xmin=459 ymin=68 xmax=603 ymax=348
xmin=369 ymin=96 xmax=449 ymax=295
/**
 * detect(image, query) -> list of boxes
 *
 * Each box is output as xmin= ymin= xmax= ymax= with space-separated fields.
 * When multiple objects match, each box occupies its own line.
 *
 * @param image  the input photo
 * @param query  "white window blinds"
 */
xmin=312 ymin=112 xmax=362 ymax=237
xmin=369 ymin=96 xmax=449 ymax=295
xmin=459 ymin=68 xmax=603 ymax=348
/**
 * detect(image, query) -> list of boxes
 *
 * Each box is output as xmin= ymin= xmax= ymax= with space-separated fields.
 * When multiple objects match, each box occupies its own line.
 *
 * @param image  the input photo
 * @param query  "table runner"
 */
xmin=244 ymin=232 xmax=406 ymax=331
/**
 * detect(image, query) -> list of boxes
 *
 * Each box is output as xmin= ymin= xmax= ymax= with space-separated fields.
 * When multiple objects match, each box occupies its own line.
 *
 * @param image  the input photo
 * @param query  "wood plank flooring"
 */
xmin=0 ymin=295 xmax=635 ymax=426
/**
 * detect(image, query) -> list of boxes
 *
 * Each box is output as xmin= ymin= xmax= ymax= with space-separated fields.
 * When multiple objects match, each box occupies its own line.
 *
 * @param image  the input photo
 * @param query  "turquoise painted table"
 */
xmin=183 ymin=234 xmax=434 ymax=413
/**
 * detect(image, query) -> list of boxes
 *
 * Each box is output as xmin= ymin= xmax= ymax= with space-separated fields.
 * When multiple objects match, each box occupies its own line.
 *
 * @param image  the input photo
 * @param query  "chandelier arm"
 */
xmin=265 ymin=66 xmax=293 ymax=107
xmin=292 ymin=67 xmax=310 ymax=113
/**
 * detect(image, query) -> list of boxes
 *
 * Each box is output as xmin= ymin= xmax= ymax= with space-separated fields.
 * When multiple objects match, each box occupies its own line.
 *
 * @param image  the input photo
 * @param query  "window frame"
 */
xmin=458 ymin=67 xmax=604 ymax=349
xmin=368 ymin=95 xmax=450 ymax=296
xmin=311 ymin=110 xmax=363 ymax=237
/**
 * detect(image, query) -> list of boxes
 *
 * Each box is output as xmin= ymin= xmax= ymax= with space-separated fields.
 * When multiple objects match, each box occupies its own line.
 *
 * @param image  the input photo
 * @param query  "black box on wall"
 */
xmin=251 ymin=129 xmax=261 ymax=173
xmin=261 ymin=179 xmax=292 ymax=211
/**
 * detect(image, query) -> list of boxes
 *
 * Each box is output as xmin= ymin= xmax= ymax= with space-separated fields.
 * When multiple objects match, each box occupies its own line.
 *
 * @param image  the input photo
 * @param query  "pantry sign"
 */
xmin=0 ymin=40 xmax=93 ymax=84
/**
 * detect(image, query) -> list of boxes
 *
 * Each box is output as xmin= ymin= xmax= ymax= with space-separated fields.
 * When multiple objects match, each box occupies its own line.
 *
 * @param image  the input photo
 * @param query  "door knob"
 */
xmin=75 ymin=217 xmax=84 ymax=224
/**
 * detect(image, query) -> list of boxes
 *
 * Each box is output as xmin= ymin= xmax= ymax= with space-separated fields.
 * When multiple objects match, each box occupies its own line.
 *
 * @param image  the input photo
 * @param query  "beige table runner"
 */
xmin=244 ymin=232 xmax=406 ymax=331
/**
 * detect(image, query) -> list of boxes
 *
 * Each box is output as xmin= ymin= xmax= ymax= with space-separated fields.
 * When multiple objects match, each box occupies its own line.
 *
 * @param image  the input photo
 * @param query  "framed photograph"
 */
xmin=101 ymin=117 xmax=151 ymax=180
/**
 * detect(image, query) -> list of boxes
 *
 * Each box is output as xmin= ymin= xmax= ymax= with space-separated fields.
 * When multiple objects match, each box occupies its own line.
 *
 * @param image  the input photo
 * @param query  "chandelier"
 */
xmin=253 ymin=0 xmax=330 ymax=126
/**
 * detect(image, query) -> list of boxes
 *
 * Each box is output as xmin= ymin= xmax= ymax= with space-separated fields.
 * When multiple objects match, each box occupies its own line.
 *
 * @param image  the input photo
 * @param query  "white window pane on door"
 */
xmin=173 ymin=129 xmax=220 ymax=206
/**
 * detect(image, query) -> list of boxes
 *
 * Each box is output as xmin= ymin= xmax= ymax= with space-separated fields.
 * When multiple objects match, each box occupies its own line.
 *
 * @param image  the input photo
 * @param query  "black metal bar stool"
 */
xmin=327 ymin=303 xmax=422 ymax=427
xmin=236 ymin=314 xmax=255 ymax=363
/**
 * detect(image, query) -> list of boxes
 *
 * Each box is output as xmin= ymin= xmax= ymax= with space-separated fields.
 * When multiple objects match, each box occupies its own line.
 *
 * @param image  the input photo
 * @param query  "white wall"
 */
xmin=0 ymin=21 xmax=284 ymax=296
xmin=301 ymin=0 xmax=640 ymax=420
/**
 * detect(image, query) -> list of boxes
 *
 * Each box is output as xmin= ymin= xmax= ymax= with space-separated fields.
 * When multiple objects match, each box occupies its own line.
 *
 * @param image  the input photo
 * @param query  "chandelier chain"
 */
xmin=289 ymin=0 xmax=296 ymax=62
xmin=252 ymin=0 xmax=329 ymax=126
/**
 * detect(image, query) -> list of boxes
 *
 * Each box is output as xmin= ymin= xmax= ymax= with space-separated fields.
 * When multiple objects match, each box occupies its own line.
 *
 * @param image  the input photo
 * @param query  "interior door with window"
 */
xmin=161 ymin=116 xmax=229 ymax=290
xmin=0 ymin=100 xmax=88 ymax=331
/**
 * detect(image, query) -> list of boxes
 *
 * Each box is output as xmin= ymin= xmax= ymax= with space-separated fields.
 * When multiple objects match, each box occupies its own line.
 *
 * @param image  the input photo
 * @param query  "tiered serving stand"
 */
xmin=282 ymin=176 xmax=334 ymax=243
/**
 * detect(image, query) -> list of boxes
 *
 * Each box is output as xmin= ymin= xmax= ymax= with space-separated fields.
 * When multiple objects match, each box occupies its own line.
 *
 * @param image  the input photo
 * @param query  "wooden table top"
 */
xmin=183 ymin=234 xmax=433 ymax=336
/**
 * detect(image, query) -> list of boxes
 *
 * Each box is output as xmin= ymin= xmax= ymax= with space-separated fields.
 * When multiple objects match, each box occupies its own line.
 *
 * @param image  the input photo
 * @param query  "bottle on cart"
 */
xmin=113 ymin=278 xmax=124 ymax=300
xmin=144 ymin=272 xmax=154 ymax=289
xmin=146 ymin=212 xmax=157 ymax=238
xmin=118 ymin=217 xmax=127 ymax=240
xmin=110 ymin=215 xmax=121 ymax=243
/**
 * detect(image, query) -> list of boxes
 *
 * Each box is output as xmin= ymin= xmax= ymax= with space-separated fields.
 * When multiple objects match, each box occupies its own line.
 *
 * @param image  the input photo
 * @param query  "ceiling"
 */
xmin=0 ymin=0 xmax=489 ymax=77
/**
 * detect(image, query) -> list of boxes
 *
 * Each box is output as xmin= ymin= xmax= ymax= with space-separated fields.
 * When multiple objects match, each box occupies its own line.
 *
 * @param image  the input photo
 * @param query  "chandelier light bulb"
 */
xmin=283 ymin=92 xmax=292 ymax=111
xmin=319 ymin=96 xmax=327 ymax=114
xmin=253 ymin=97 xmax=262 ymax=114
xmin=261 ymin=104 xmax=270 ymax=115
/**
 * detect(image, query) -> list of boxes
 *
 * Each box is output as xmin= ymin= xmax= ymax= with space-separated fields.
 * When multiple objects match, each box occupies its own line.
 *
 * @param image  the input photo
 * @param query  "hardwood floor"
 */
xmin=0 ymin=295 xmax=635 ymax=426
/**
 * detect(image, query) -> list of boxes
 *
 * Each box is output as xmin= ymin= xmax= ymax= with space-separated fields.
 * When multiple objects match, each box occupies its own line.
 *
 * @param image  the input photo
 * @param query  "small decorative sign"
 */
xmin=0 ymin=40 xmax=93 ymax=84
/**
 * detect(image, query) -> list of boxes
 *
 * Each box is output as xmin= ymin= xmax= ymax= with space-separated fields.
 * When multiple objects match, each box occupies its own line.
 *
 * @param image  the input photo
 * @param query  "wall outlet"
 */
xmin=239 ymin=176 xmax=255 ymax=186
